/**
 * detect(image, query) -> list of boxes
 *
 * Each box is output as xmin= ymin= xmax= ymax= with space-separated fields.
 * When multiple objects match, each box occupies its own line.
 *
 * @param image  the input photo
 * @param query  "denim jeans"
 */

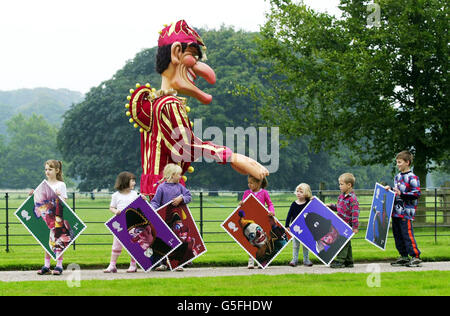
xmin=292 ymin=238 xmax=312 ymax=264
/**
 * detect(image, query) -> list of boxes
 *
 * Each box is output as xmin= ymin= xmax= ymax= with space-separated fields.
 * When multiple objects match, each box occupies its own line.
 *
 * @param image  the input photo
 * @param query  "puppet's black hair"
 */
xmin=156 ymin=43 xmax=203 ymax=74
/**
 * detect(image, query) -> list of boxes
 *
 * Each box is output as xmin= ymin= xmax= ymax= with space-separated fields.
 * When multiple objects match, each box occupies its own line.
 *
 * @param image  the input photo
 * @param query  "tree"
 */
xmin=254 ymin=0 xmax=449 ymax=188
xmin=0 ymin=114 xmax=60 ymax=188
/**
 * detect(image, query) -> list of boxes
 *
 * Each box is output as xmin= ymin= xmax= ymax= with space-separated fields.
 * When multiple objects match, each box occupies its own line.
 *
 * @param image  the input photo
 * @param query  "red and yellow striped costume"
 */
xmin=129 ymin=87 xmax=232 ymax=195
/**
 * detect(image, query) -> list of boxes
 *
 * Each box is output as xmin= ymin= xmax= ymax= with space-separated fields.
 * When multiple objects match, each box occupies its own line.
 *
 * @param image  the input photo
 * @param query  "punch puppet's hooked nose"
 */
xmin=193 ymin=61 xmax=216 ymax=104
xmin=193 ymin=61 xmax=216 ymax=85
xmin=181 ymin=55 xmax=216 ymax=104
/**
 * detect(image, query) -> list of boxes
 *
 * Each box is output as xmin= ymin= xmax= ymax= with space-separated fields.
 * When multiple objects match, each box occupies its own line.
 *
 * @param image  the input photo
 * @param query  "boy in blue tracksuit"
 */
xmin=385 ymin=151 xmax=422 ymax=267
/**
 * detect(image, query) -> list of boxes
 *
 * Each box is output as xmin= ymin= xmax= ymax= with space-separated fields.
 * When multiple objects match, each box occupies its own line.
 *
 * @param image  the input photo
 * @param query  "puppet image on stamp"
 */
xmin=155 ymin=202 xmax=207 ymax=271
xmin=221 ymin=194 xmax=292 ymax=269
xmin=365 ymin=183 xmax=395 ymax=250
xmin=15 ymin=180 xmax=87 ymax=260
xmin=289 ymin=197 xmax=354 ymax=266
xmin=105 ymin=196 xmax=182 ymax=272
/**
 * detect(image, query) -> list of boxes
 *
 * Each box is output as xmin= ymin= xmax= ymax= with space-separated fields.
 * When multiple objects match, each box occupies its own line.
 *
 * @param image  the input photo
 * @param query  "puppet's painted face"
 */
xmin=35 ymin=202 xmax=52 ymax=217
xmin=244 ymin=223 xmax=267 ymax=247
xmin=34 ymin=200 xmax=56 ymax=228
xmin=319 ymin=225 xmax=339 ymax=245
xmin=129 ymin=226 xmax=152 ymax=251
xmin=173 ymin=220 xmax=190 ymax=242
xmin=172 ymin=45 xmax=216 ymax=104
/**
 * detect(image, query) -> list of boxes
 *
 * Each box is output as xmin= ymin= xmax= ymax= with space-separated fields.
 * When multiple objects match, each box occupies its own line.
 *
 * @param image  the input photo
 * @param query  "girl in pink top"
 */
xmin=241 ymin=176 xmax=274 ymax=214
xmin=239 ymin=175 xmax=274 ymax=268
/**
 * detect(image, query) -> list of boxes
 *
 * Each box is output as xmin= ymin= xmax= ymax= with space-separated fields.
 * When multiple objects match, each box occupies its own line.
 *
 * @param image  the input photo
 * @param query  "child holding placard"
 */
xmin=327 ymin=173 xmax=360 ymax=268
xmin=33 ymin=160 xmax=68 ymax=276
xmin=239 ymin=175 xmax=274 ymax=269
xmin=104 ymin=171 xmax=139 ymax=273
xmin=151 ymin=163 xmax=192 ymax=271
xmin=384 ymin=150 xmax=422 ymax=267
xmin=285 ymin=183 xmax=313 ymax=267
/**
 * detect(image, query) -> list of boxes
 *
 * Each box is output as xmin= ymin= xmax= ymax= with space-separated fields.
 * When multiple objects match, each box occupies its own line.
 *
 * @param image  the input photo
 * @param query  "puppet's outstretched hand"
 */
xmin=230 ymin=153 xmax=269 ymax=180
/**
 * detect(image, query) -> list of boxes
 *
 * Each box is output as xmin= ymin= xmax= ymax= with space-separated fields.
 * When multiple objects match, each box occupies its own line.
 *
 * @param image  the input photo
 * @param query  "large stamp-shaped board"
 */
xmin=15 ymin=180 xmax=87 ymax=260
xmin=221 ymin=194 xmax=292 ymax=269
xmin=365 ymin=183 xmax=395 ymax=250
xmin=289 ymin=197 xmax=354 ymax=266
xmin=105 ymin=196 xmax=182 ymax=272
xmin=156 ymin=202 xmax=207 ymax=270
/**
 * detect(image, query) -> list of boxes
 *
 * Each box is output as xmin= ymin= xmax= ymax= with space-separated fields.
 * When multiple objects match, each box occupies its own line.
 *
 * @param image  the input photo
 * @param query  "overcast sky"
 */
xmin=0 ymin=0 xmax=341 ymax=94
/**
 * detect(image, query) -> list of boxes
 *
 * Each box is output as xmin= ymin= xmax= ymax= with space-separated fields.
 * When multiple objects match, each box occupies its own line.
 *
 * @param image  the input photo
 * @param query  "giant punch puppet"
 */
xmin=125 ymin=20 xmax=269 ymax=196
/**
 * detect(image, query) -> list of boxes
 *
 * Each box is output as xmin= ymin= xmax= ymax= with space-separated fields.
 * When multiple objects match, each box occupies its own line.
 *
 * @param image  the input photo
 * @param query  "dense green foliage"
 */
xmin=58 ymin=27 xmax=392 ymax=191
xmin=254 ymin=0 xmax=449 ymax=188
xmin=0 ymin=88 xmax=82 ymax=189
xmin=0 ymin=114 xmax=61 ymax=188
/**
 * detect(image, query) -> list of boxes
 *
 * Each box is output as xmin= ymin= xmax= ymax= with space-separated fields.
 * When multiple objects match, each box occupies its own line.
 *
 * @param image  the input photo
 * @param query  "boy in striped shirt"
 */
xmin=384 ymin=151 xmax=422 ymax=267
xmin=327 ymin=173 xmax=360 ymax=268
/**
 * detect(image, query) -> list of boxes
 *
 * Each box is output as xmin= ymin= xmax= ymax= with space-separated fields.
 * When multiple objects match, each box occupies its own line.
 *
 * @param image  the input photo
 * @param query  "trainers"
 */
xmin=52 ymin=266 xmax=63 ymax=275
xmin=155 ymin=264 xmax=168 ymax=271
xmin=248 ymin=258 xmax=255 ymax=269
xmin=37 ymin=266 xmax=51 ymax=275
xmin=405 ymin=257 xmax=422 ymax=267
xmin=330 ymin=262 xmax=346 ymax=269
xmin=103 ymin=266 xmax=117 ymax=273
xmin=391 ymin=256 xmax=410 ymax=266
xmin=289 ymin=261 xmax=297 ymax=267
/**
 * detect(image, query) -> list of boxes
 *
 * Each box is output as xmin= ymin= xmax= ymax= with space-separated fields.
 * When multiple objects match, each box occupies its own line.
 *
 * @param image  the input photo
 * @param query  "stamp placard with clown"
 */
xmin=221 ymin=194 xmax=292 ymax=269
xmin=155 ymin=202 xmax=207 ymax=270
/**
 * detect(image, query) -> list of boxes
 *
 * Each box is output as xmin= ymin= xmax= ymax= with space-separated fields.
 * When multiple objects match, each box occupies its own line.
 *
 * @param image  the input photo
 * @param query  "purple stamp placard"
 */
xmin=105 ymin=196 xmax=181 ymax=272
xmin=290 ymin=197 xmax=354 ymax=266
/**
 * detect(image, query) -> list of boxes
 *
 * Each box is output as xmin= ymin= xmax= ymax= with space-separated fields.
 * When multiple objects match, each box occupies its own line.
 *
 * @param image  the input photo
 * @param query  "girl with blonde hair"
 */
xmin=150 ymin=164 xmax=192 ymax=210
xmin=150 ymin=164 xmax=192 ymax=271
xmin=285 ymin=183 xmax=313 ymax=267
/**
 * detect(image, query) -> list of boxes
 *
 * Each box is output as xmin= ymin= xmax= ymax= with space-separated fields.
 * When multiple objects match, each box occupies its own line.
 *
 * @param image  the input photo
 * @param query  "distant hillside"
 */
xmin=0 ymin=88 xmax=84 ymax=135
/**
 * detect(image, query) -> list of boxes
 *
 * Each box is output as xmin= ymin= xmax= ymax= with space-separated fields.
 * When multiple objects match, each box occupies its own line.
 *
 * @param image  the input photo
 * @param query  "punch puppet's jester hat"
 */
xmin=158 ymin=20 xmax=206 ymax=55
xmin=125 ymin=207 xmax=149 ymax=231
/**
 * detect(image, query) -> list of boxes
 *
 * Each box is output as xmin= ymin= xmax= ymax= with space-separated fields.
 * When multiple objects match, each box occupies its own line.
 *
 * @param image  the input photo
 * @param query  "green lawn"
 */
xmin=1 ymin=271 xmax=449 ymax=296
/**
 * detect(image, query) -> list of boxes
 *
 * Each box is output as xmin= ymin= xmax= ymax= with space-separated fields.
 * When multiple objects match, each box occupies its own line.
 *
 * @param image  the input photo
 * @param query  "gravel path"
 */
xmin=1 ymin=262 xmax=449 ymax=282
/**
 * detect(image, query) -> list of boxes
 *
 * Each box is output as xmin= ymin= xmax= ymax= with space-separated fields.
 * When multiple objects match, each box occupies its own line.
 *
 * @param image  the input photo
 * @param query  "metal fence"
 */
xmin=1 ymin=188 xmax=449 ymax=252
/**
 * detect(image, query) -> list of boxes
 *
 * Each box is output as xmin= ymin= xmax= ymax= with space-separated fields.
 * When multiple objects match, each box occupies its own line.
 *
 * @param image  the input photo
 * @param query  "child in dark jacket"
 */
xmin=285 ymin=183 xmax=313 ymax=267
xmin=384 ymin=151 xmax=422 ymax=267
